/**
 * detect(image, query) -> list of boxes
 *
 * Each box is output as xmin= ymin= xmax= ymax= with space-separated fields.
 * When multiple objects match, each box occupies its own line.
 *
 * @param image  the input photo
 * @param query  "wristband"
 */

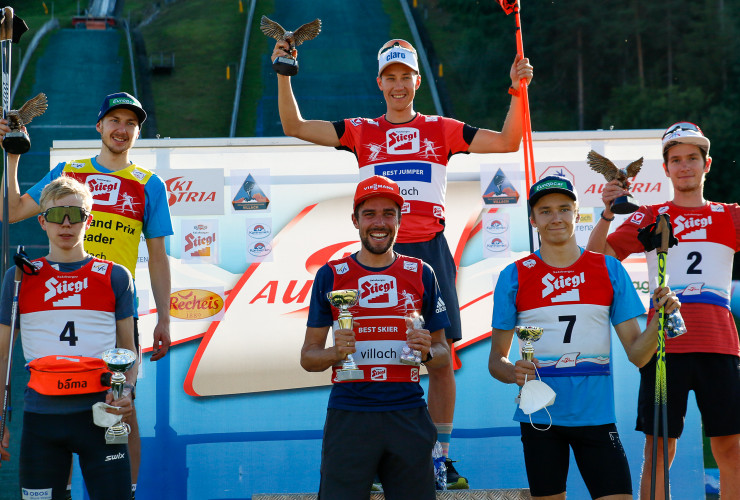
xmin=421 ymin=350 xmax=434 ymax=364
xmin=508 ymin=86 xmax=520 ymax=97
xmin=600 ymin=212 xmax=615 ymax=222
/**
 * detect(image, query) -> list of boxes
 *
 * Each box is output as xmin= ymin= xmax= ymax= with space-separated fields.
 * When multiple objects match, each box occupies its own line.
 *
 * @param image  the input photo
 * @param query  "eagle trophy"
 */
xmin=260 ymin=16 xmax=322 ymax=76
xmin=1 ymin=93 xmax=47 ymax=155
xmin=587 ymin=150 xmax=643 ymax=214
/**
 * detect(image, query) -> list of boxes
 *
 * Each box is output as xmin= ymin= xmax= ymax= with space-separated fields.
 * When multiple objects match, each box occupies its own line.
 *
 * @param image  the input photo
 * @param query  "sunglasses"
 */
xmin=41 ymin=206 xmax=89 ymax=224
xmin=377 ymin=40 xmax=416 ymax=58
xmin=662 ymin=121 xmax=703 ymax=140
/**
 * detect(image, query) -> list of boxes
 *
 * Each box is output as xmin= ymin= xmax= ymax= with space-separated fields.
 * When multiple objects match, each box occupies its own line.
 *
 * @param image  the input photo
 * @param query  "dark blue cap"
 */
xmin=97 ymin=92 xmax=147 ymax=125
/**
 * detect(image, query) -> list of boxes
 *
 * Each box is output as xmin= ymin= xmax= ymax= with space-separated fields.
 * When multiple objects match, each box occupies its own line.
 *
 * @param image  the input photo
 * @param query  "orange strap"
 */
xmin=27 ymin=355 xmax=110 ymax=396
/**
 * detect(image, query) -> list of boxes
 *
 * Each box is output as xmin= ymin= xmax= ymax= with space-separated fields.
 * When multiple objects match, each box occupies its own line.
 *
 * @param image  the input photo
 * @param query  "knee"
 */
xmin=711 ymin=435 xmax=740 ymax=466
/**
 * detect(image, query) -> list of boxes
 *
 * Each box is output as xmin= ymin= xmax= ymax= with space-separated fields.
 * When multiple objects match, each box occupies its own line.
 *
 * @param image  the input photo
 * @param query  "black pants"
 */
xmin=20 ymin=411 xmax=131 ymax=500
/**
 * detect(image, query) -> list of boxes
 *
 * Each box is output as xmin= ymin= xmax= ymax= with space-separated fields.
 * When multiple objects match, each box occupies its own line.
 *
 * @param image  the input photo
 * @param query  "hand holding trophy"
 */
xmin=261 ymin=15 xmax=321 ymax=76
xmin=400 ymin=311 xmax=424 ymax=366
xmin=587 ymin=150 xmax=643 ymax=214
xmin=1 ymin=93 xmax=47 ymax=154
xmin=101 ymin=348 xmax=137 ymax=444
xmin=327 ymin=289 xmax=363 ymax=381
xmin=514 ymin=325 xmax=543 ymax=403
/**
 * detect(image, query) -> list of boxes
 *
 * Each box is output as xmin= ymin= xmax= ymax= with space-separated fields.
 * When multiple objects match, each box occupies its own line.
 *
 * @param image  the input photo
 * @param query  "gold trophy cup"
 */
xmin=514 ymin=326 xmax=543 ymax=403
xmin=327 ymin=290 xmax=364 ymax=381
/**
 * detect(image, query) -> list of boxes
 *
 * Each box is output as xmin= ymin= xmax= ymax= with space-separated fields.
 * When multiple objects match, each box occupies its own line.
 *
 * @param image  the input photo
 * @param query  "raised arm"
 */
xmin=273 ymin=41 xmax=341 ymax=147
xmin=585 ymin=179 xmax=624 ymax=256
xmin=468 ymin=55 xmax=533 ymax=154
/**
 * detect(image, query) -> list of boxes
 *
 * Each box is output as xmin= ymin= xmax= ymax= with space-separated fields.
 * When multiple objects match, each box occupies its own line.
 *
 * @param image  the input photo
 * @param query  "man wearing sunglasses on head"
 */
xmin=586 ymin=122 xmax=740 ymax=498
xmin=0 ymin=176 xmax=136 ymax=499
xmin=272 ymin=36 xmax=533 ymax=490
xmin=0 ymin=92 xmax=173 ymax=499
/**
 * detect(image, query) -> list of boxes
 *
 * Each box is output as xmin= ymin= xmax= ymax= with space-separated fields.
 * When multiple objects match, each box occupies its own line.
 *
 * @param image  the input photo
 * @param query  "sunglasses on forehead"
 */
xmin=42 ymin=206 xmax=89 ymax=224
xmin=662 ymin=121 xmax=702 ymax=139
xmin=377 ymin=40 xmax=416 ymax=58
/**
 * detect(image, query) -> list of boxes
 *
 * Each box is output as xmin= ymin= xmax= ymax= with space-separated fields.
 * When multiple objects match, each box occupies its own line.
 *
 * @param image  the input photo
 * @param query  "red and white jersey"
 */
xmin=19 ymin=258 xmax=117 ymax=362
xmin=514 ymin=252 xmax=615 ymax=377
xmin=329 ymin=255 xmax=425 ymax=383
xmin=339 ymin=114 xmax=470 ymax=243
xmin=608 ymin=201 xmax=740 ymax=355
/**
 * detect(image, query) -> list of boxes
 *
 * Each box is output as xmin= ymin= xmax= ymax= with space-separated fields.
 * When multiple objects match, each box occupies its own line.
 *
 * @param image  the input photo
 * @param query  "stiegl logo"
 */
xmin=85 ymin=175 xmax=120 ymax=205
xmin=358 ymin=275 xmax=398 ymax=307
xmin=387 ymin=128 xmax=419 ymax=154
xmin=45 ymin=277 xmax=88 ymax=301
xmin=542 ymin=272 xmax=585 ymax=299
xmin=673 ymin=214 xmax=712 ymax=236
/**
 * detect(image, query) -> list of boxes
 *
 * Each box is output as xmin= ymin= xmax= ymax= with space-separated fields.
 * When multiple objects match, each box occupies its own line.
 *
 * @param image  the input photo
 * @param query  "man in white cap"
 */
xmin=587 ymin=122 xmax=740 ymax=498
xmin=272 ymin=36 xmax=533 ymax=489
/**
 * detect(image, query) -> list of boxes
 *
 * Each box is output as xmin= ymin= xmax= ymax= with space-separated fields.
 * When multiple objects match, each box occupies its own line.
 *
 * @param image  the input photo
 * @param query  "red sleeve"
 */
xmin=441 ymin=117 xmax=470 ymax=155
xmin=606 ymin=206 xmax=655 ymax=260
xmin=338 ymin=118 xmax=360 ymax=153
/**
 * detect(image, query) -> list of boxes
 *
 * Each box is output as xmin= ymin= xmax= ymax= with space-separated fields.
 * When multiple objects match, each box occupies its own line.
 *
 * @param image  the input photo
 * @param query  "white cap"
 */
xmin=661 ymin=122 xmax=710 ymax=156
xmin=378 ymin=45 xmax=419 ymax=76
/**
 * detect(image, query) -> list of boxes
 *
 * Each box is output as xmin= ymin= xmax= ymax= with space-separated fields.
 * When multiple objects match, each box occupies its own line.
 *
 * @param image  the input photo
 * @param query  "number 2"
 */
xmin=687 ymin=251 xmax=702 ymax=274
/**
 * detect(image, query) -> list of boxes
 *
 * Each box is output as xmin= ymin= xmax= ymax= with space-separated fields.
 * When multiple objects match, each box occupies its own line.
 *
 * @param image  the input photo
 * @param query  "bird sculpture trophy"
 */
xmin=260 ymin=16 xmax=322 ymax=76
xmin=1 ymin=92 xmax=47 ymax=155
xmin=586 ymin=150 xmax=643 ymax=214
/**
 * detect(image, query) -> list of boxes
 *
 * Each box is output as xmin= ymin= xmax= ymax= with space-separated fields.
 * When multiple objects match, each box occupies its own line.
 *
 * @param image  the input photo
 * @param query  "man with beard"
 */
xmin=586 ymin=122 xmax=740 ymax=498
xmin=302 ymin=175 xmax=451 ymax=499
xmin=0 ymin=92 xmax=173 ymax=499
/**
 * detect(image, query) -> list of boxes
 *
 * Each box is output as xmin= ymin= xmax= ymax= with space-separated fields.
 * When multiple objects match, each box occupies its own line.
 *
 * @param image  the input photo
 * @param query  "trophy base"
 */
xmin=105 ymin=430 xmax=130 ymax=445
xmin=610 ymin=194 xmax=639 ymax=214
xmin=273 ymin=57 xmax=298 ymax=76
xmin=336 ymin=368 xmax=363 ymax=381
xmin=399 ymin=357 xmax=421 ymax=366
xmin=2 ymin=132 xmax=30 ymax=155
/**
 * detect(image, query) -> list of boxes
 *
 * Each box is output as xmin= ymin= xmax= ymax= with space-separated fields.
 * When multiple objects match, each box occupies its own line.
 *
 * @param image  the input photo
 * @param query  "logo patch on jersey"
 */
xmin=436 ymin=296 xmax=447 ymax=314
xmin=86 ymin=175 xmax=122 ymax=205
xmin=711 ymin=204 xmax=725 ymax=212
xmin=131 ymin=168 xmax=146 ymax=181
xmin=425 ymin=116 xmax=439 ymax=122
xmin=358 ymin=275 xmax=398 ymax=308
xmin=682 ymin=282 xmax=704 ymax=295
xmin=658 ymin=206 xmax=670 ymax=214
xmin=674 ymin=214 xmax=711 ymax=240
xmin=22 ymin=488 xmax=52 ymax=500
xmin=433 ymin=206 xmax=444 ymax=218
xmin=522 ymin=259 xmax=537 ymax=269
xmin=91 ymin=262 xmax=109 ymax=275
xmin=45 ymin=276 xmax=88 ymax=304
xmin=403 ymin=261 xmax=418 ymax=272
xmin=70 ymin=162 xmax=85 ymax=169
xmin=334 ymin=262 xmax=349 ymax=275
xmin=371 ymin=367 xmax=387 ymax=381
xmin=555 ymin=353 xmax=579 ymax=368
xmin=386 ymin=128 xmax=420 ymax=154
xmin=542 ymin=271 xmax=585 ymax=302
xmin=350 ymin=118 xmax=363 ymax=126
xmin=401 ymin=202 xmax=410 ymax=214
xmin=411 ymin=368 xmax=419 ymax=382
xmin=629 ymin=212 xmax=644 ymax=224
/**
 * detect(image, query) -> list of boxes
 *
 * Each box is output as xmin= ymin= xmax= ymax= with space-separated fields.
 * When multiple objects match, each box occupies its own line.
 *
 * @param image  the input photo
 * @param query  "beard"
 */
xmin=360 ymin=231 xmax=396 ymax=255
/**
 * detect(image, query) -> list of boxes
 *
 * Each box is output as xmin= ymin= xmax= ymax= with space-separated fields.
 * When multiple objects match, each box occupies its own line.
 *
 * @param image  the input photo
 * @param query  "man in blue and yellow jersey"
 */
xmin=0 ymin=92 xmax=173 ymax=499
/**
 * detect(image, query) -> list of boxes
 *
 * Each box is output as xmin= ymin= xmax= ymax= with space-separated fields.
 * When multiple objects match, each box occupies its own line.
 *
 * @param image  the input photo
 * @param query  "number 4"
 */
xmin=60 ymin=321 xmax=78 ymax=346
xmin=559 ymin=315 xmax=576 ymax=343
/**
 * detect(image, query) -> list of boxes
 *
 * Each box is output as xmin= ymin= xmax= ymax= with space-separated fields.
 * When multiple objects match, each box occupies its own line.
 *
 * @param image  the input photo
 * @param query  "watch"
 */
xmin=421 ymin=350 xmax=434 ymax=364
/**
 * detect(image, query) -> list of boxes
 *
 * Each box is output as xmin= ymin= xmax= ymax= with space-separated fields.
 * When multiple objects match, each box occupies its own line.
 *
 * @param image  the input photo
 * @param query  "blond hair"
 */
xmin=39 ymin=175 xmax=93 ymax=212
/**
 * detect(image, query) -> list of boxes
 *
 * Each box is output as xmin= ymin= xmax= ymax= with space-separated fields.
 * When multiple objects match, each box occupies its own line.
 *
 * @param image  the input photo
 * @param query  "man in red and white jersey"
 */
xmin=273 ymin=36 xmax=533 ymax=488
xmin=303 ymin=175 xmax=451 ymax=498
xmin=0 ymin=176 xmax=136 ymax=499
xmin=586 ymin=122 xmax=740 ymax=498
